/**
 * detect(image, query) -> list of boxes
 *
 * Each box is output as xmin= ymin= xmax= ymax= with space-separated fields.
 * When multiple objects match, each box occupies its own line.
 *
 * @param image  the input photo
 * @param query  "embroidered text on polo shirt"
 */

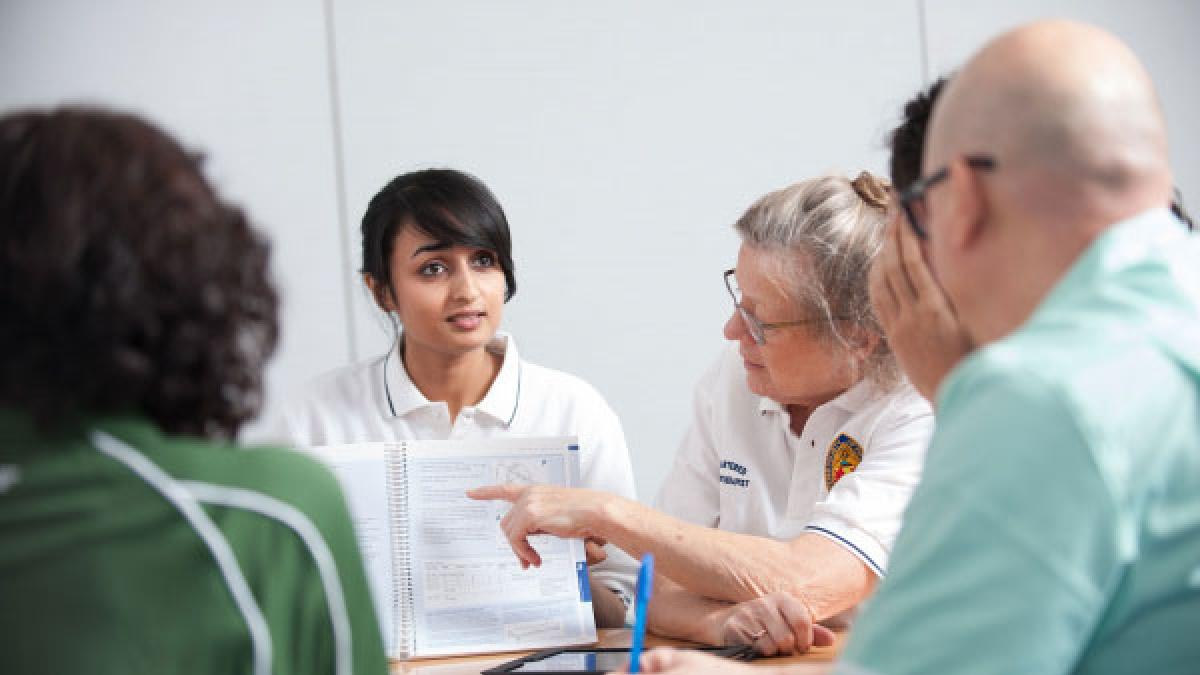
xmin=719 ymin=459 xmax=750 ymax=488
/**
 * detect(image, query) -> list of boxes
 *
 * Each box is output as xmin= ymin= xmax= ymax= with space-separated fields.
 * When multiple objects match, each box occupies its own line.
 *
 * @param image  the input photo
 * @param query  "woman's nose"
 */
xmin=452 ymin=268 xmax=482 ymax=301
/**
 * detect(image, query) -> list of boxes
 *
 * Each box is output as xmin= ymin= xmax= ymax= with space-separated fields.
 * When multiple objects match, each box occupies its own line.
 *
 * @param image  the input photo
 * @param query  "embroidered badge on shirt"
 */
xmin=824 ymin=433 xmax=863 ymax=489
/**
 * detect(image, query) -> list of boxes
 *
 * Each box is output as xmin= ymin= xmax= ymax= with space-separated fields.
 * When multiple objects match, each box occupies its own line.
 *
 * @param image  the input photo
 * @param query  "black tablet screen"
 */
xmin=508 ymin=650 xmax=631 ymax=672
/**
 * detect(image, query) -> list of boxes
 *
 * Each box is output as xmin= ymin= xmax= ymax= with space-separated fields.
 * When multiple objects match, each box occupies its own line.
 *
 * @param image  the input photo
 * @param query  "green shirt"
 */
xmin=0 ymin=413 xmax=388 ymax=675
xmin=839 ymin=209 xmax=1200 ymax=675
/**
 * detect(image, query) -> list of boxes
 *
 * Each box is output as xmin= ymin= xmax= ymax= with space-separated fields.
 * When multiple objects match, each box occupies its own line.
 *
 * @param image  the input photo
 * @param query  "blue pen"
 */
xmin=628 ymin=553 xmax=654 ymax=674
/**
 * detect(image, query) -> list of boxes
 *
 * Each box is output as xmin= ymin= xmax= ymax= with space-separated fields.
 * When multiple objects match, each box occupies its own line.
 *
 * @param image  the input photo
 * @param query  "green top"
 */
xmin=839 ymin=209 xmax=1200 ymax=675
xmin=0 ymin=413 xmax=387 ymax=675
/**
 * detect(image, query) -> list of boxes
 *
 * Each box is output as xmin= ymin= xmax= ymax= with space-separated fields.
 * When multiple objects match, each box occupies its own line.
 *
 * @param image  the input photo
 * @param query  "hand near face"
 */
xmin=716 ymin=592 xmax=836 ymax=657
xmin=869 ymin=206 xmax=974 ymax=402
xmin=466 ymin=484 xmax=611 ymax=568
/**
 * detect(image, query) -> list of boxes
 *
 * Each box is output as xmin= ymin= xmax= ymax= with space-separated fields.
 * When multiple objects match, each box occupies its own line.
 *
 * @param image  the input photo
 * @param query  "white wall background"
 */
xmin=2 ymin=1 xmax=1196 ymax=501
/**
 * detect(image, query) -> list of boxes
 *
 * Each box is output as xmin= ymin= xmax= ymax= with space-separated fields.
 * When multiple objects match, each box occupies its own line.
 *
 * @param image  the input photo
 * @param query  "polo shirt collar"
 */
xmin=383 ymin=332 xmax=521 ymax=426
xmin=475 ymin=333 xmax=521 ymax=425
xmin=1035 ymin=207 xmax=1182 ymax=318
xmin=828 ymin=377 xmax=882 ymax=412
xmin=757 ymin=396 xmax=784 ymax=416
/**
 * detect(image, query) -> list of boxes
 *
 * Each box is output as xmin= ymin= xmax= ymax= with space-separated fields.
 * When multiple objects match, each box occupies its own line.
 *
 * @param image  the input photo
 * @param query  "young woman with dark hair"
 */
xmin=0 ymin=106 xmax=387 ymax=675
xmin=275 ymin=168 xmax=636 ymax=627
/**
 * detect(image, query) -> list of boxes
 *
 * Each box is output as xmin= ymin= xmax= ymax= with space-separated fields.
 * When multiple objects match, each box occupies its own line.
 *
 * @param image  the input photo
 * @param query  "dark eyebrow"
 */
xmin=410 ymin=242 xmax=452 ymax=258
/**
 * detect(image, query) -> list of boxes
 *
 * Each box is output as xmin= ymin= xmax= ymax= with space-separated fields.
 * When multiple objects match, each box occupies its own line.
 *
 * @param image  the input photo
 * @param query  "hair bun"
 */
xmin=850 ymin=171 xmax=891 ymax=211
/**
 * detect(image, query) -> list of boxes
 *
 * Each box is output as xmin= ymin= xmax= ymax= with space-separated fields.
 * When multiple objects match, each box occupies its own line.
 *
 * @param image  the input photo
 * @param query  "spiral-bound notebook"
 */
xmin=307 ymin=437 xmax=597 ymax=660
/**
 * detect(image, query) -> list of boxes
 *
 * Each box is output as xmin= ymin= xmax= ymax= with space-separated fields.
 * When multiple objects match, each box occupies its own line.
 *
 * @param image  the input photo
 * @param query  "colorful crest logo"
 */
xmin=824 ymin=433 xmax=863 ymax=489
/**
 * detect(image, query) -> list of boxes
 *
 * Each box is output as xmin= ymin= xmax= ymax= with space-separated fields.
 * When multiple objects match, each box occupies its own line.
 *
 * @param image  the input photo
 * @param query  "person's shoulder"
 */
xmin=940 ymin=340 xmax=1064 ymax=411
xmin=518 ymin=357 xmax=615 ymax=411
xmin=934 ymin=336 xmax=1107 ymax=454
xmin=279 ymin=355 xmax=386 ymax=425
xmin=948 ymin=322 xmax=1167 ymax=410
xmin=851 ymin=379 xmax=934 ymax=444
xmin=299 ymin=355 xmax=386 ymax=405
xmin=960 ymin=313 xmax=1196 ymax=449
xmin=865 ymin=379 xmax=932 ymax=418
xmin=147 ymin=430 xmax=352 ymax=532
xmin=264 ymin=355 xmax=389 ymax=447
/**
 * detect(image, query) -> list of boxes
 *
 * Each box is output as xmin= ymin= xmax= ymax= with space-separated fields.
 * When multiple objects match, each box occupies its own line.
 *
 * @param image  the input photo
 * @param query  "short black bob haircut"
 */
xmin=360 ymin=168 xmax=517 ymax=304
xmin=0 ymin=106 xmax=279 ymax=439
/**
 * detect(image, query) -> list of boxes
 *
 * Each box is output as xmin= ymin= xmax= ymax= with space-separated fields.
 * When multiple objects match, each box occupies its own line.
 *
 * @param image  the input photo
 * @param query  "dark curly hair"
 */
xmin=888 ymin=76 xmax=949 ymax=192
xmin=0 ymin=106 xmax=279 ymax=439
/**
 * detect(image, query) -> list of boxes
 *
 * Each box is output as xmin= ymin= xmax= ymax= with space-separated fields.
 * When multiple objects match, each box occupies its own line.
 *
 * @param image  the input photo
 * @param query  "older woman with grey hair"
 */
xmin=470 ymin=171 xmax=934 ymax=655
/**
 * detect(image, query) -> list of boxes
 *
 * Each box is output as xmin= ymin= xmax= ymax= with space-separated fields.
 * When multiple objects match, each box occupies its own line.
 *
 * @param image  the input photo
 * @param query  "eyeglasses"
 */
xmin=899 ymin=155 xmax=997 ymax=239
xmin=1172 ymin=186 xmax=1194 ymax=232
xmin=723 ymin=268 xmax=828 ymax=345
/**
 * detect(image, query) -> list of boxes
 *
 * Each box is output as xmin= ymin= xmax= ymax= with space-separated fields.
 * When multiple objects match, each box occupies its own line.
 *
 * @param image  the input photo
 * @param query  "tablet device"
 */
xmin=481 ymin=645 xmax=756 ymax=674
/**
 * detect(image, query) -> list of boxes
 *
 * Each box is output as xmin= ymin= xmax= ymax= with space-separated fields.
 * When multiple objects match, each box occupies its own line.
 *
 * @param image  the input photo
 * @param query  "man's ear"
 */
xmin=943 ymin=156 xmax=989 ymax=252
xmin=363 ymin=273 xmax=397 ymax=313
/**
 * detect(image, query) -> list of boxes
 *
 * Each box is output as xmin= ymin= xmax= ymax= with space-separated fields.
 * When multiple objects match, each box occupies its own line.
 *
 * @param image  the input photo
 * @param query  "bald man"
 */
xmin=632 ymin=19 xmax=1200 ymax=675
xmin=838 ymin=20 xmax=1200 ymax=675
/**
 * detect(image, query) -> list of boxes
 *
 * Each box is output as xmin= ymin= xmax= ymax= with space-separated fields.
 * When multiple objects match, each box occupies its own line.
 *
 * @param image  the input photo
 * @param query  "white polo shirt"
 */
xmin=272 ymin=332 xmax=638 ymax=601
xmin=655 ymin=344 xmax=933 ymax=577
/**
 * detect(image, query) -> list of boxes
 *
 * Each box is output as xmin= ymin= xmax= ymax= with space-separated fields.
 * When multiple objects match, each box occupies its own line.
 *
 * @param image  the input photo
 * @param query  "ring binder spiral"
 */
xmin=384 ymin=443 xmax=416 ymax=658
xmin=308 ymin=437 xmax=598 ymax=660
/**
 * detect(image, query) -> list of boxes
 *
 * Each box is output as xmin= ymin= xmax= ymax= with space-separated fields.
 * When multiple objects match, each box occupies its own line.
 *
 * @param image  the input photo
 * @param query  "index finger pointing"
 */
xmin=465 ymin=483 xmax=526 ymax=502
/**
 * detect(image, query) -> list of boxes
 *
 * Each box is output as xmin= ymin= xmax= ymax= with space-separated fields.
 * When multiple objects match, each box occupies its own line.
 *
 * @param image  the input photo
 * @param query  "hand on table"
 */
xmin=627 ymin=648 xmax=761 ymax=675
xmin=868 ymin=204 xmax=973 ymax=402
xmin=716 ymin=592 xmax=835 ymax=657
xmin=466 ymin=483 xmax=614 ymax=568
